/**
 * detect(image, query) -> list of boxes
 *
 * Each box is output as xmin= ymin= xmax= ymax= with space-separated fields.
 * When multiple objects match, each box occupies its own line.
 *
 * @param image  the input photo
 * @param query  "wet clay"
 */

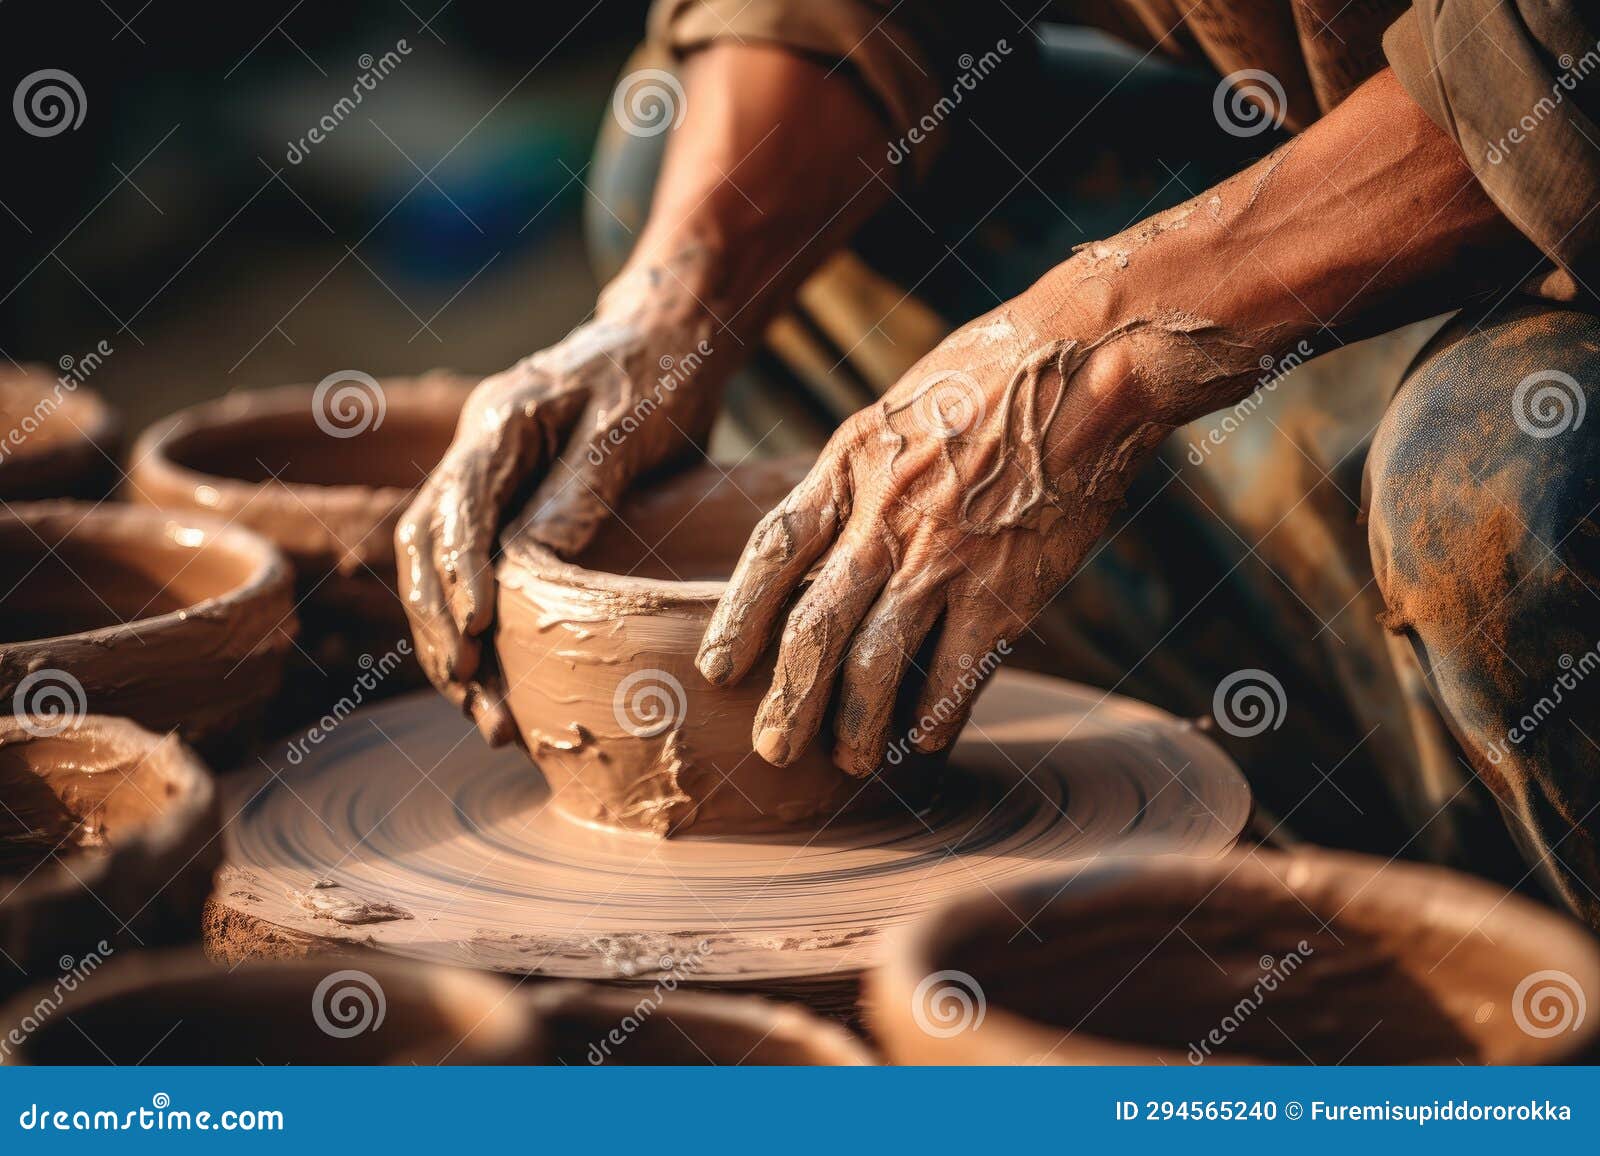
xmin=870 ymin=849 xmax=1600 ymax=1065
xmin=0 ymin=717 xmax=219 ymax=994
xmin=207 ymin=673 xmax=1250 ymax=1017
xmin=127 ymin=374 xmax=472 ymax=710
xmin=0 ymin=949 xmax=535 ymax=1065
xmin=0 ymin=367 xmax=120 ymax=501
xmin=0 ymin=502 xmax=296 ymax=763
xmin=496 ymin=458 xmax=938 ymax=836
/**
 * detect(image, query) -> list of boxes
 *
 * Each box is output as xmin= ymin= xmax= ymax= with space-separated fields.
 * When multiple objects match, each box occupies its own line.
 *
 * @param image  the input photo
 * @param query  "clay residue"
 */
xmin=292 ymin=880 xmax=414 ymax=925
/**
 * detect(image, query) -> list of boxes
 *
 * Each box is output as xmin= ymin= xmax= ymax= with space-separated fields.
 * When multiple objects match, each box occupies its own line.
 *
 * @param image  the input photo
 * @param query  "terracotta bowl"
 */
xmin=0 ymin=716 xmax=218 ymax=995
xmin=525 ymin=981 xmax=872 ymax=1065
xmin=495 ymin=458 xmax=939 ymax=837
xmin=0 ymin=950 xmax=537 ymax=1065
xmin=127 ymin=373 xmax=472 ymax=708
xmin=0 ymin=501 xmax=295 ymax=762
xmin=0 ymin=366 xmax=120 ymax=500
xmin=870 ymin=850 xmax=1600 ymax=1065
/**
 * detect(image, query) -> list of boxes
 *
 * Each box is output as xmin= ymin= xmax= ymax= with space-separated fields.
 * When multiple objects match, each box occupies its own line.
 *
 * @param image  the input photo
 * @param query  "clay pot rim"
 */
xmin=0 ymin=715 xmax=216 ymax=922
xmin=0 ymin=948 xmax=532 ymax=1066
xmin=0 ymin=500 xmax=292 ymax=649
xmin=0 ymin=367 xmax=120 ymax=461
xmin=872 ymin=849 xmax=1600 ymax=1066
xmin=128 ymin=374 xmax=474 ymax=512
xmin=526 ymin=980 xmax=875 ymax=1065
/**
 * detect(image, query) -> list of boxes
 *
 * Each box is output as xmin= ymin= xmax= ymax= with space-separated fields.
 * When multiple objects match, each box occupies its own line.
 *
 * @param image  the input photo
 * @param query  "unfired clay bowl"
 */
xmin=0 ymin=716 xmax=218 ymax=995
xmin=496 ymin=458 xmax=939 ymax=837
xmin=0 ymin=501 xmax=295 ymax=762
xmin=525 ymin=981 xmax=873 ymax=1065
xmin=127 ymin=373 xmax=472 ymax=700
xmin=0 ymin=950 xmax=537 ymax=1065
xmin=0 ymin=366 xmax=120 ymax=500
xmin=871 ymin=850 xmax=1600 ymax=1065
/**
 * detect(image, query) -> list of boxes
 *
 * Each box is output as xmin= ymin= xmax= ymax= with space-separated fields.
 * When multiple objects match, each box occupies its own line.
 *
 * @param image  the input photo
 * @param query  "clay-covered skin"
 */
xmin=0 ymin=367 xmax=120 ymax=500
xmin=0 ymin=502 xmax=296 ymax=762
xmin=0 ymin=716 xmax=219 ymax=990
xmin=871 ymin=850 xmax=1600 ymax=1065
xmin=495 ymin=459 xmax=938 ymax=835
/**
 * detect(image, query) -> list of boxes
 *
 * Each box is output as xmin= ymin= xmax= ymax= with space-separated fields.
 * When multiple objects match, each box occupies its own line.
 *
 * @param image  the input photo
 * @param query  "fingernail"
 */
xmin=755 ymin=725 xmax=792 ymax=766
xmin=698 ymin=644 xmax=733 ymax=684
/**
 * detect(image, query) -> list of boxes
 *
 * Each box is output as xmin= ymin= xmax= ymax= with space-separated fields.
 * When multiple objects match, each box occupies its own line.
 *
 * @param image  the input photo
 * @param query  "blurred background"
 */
xmin=1 ymin=0 xmax=649 ymax=429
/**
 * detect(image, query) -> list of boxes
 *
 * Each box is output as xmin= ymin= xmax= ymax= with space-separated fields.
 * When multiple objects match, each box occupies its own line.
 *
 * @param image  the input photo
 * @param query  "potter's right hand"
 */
xmin=397 ymin=262 xmax=727 ymax=744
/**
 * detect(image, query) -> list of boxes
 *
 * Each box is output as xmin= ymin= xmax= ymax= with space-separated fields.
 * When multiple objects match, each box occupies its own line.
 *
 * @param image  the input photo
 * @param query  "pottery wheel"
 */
xmin=213 ymin=670 xmax=1250 ymax=1009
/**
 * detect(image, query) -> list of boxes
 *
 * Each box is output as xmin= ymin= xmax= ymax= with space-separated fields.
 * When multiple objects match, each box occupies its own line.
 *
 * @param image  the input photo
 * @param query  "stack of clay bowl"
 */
xmin=870 ymin=849 xmax=1600 ymax=1064
xmin=208 ymin=459 xmax=1253 ymax=1022
xmin=0 ymin=502 xmax=294 ymax=763
xmin=128 ymin=372 xmax=473 ymax=724
xmin=0 ymin=365 xmax=120 ymax=501
xmin=0 ymin=717 xmax=218 ymax=997
xmin=0 ymin=951 xmax=869 ymax=1065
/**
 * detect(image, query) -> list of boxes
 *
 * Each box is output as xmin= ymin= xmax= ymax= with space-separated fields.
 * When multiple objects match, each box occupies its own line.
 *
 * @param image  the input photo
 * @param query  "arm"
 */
xmin=700 ymin=68 xmax=1540 ymax=772
xmin=398 ymin=43 xmax=896 ymax=743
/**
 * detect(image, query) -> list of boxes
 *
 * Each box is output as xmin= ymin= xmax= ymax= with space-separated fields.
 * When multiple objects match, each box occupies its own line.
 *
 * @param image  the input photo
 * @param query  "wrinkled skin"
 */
xmin=396 ymin=260 xmax=725 ymax=744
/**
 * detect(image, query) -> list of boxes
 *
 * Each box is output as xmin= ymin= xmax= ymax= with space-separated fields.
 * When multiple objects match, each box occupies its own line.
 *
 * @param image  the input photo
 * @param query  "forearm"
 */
xmin=1024 ymin=69 xmax=1539 ymax=429
xmin=619 ymin=42 xmax=895 ymax=338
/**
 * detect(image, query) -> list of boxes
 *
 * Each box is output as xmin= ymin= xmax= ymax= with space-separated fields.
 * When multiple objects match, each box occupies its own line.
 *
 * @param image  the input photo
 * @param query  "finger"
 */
xmin=752 ymin=540 xmax=891 ymax=767
xmin=831 ymin=578 xmax=944 ymax=776
xmin=436 ymin=446 xmax=519 ymax=639
xmin=519 ymin=401 xmax=639 ymax=559
xmin=697 ymin=459 xmax=850 ymax=687
xmin=909 ymin=595 xmax=1019 ymax=754
xmin=396 ymin=495 xmax=478 ymax=689
xmin=463 ymin=658 xmax=518 ymax=748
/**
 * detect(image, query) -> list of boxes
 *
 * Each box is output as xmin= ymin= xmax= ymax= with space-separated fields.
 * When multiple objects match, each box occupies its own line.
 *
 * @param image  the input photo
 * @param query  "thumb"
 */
xmin=516 ymin=418 xmax=639 ymax=559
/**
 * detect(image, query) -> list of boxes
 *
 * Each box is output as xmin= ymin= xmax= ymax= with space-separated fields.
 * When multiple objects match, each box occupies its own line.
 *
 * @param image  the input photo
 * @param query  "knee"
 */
xmin=586 ymin=47 xmax=677 ymax=282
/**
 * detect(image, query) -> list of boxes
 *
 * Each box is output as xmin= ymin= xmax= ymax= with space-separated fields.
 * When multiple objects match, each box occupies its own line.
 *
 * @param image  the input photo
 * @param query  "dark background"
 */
xmin=1 ymin=0 xmax=650 ymax=430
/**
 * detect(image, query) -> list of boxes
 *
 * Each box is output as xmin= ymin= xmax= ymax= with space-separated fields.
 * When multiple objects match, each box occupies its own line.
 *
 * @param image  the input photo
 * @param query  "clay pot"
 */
xmin=496 ymin=458 xmax=938 ymax=837
xmin=871 ymin=850 xmax=1600 ymax=1065
xmin=0 ymin=501 xmax=295 ymax=763
xmin=0 ymin=950 xmax=537 ymax=1064
xmin=0 ymin=716 xmax=218 ymax=996
xmin=127 ymin=373 xmax=472 ymax=717
xmin=525 ymin=981 xmax=873 ymax=1065
xmin=0 ymin=366 xmax=120 ymax=500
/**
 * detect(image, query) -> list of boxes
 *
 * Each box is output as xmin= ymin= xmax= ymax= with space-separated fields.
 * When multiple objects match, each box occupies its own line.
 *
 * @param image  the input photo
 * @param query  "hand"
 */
xmin=398 ymin=262 xmax=726 ymax=744
xmin=694 ymin=285 xmax=1242 ymax=775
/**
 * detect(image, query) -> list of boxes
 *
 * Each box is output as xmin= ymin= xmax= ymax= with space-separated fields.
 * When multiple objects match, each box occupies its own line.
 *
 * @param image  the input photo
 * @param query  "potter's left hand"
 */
xmin=696 ymin=284 xmax=1218 ymax=775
